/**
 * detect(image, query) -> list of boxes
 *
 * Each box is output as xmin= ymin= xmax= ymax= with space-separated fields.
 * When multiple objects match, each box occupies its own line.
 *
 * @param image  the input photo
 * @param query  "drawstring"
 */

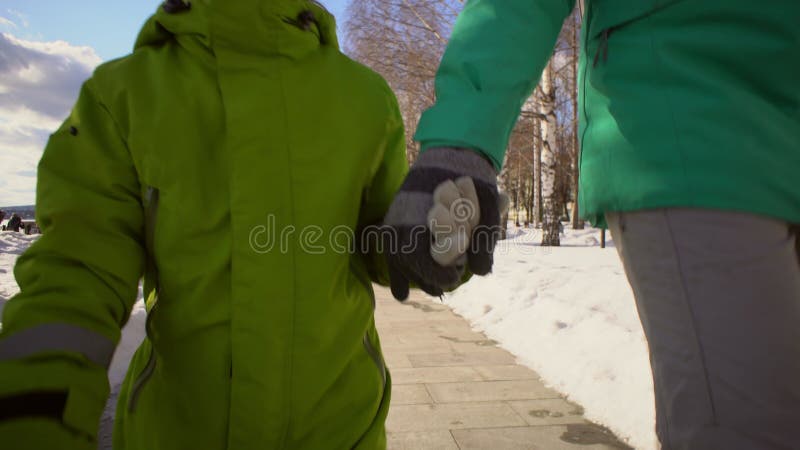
xmin=296 ymin=10 xmax=318 ymax=32
xmin=162 ymin=0 xmax=191 ymax=14
xmin=283 ymin=10 xmax=326 ymax=45
xmin=593 ymin=28 xmax=613 ymax=67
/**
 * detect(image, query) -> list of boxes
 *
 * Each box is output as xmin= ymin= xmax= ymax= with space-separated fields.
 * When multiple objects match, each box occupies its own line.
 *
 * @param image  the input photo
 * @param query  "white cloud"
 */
xmin=0 ymin=16 xmax=17 ymax=29
xmin=0 ymin=32 xmax=101 ymax=206
xmin=6 ymin=10 xmax=29 ymax=29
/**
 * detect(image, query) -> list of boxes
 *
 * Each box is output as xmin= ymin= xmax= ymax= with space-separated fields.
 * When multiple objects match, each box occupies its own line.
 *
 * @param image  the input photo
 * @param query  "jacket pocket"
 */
xmin=587 ymin=0 xmax=681 ymax=39
xmin=587 ymin=0 xmax=682 ymax=68
xmin=127 ymin=340 xmax=157 ymax=413
xmin=362 ymin=331 xmax=386 ymax=389
xmin=351 ymin=256 xmax=376 ymax=309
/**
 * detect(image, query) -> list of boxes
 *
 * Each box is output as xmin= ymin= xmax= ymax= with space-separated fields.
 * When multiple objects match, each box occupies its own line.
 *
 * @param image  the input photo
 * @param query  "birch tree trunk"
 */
xmin=499 ymin=161 xmax=510 ymax=239
xmin=533 ymin=116 xmax=543 ymax=228
xmin=570 ymin=9 xmax=585 ymax=229
xmin=540 ymin=60 xmax=561 ymax=246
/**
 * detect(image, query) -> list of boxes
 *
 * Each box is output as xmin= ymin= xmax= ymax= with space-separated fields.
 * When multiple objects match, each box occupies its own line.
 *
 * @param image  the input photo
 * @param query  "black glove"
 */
xmin=383 ymin=147 xmax=501 ymax=300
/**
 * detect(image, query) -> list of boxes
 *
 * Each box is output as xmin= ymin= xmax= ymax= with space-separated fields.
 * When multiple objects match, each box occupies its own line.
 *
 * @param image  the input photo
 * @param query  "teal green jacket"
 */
xmin=416 ymin=0 xmax=800 ymax=226
xmin=0 ymin=1 xmax=407 ymax=449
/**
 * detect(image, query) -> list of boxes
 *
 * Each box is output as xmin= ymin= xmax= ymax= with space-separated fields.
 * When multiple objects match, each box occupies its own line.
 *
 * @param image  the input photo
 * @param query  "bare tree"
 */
xmin=533 ymin=115 xmax=543 ymax=227
xmin=345 ymin=0 xmax=461 ymax=161
xmin=539 ymin=60 xmax=561 ymax=246
xmin=569 ymin=9 xmax=585 ymax=229
xmin=344 ymin=2 xmax=585 ymax=238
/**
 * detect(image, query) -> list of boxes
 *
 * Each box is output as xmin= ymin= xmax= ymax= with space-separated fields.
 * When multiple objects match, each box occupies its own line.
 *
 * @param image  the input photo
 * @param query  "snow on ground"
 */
xmin=109 ymin=291 xmax=146 ymax=386
xmin=439 ymin=225 xmax=657 ymax=449
xmin=0 ymin=232 xmax=39 ymax=317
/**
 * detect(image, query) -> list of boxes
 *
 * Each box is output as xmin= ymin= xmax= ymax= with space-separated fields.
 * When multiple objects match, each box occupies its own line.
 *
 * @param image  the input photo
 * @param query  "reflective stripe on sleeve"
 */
xmin=0 ymin=323 xmax=116 ymax=368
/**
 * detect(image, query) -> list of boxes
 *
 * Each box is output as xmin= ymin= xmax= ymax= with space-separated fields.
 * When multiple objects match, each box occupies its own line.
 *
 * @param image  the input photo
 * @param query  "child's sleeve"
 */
xmin=0 ymin=79 xmax=145 ymax=449
xmin=357 ymin=87 xmax=409 ymax=286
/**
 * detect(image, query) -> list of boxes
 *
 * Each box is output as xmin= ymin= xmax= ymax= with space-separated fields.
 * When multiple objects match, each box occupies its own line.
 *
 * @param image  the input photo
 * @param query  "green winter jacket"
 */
xmin=415 ymin=0 xmax=800 ymax=227
xmin=0 ymin=1 xmax=407 ymax=449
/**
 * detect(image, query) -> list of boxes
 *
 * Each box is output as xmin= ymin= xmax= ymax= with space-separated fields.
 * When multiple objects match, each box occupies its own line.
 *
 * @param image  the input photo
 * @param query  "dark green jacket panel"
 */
xmin=579 ymin=0 xmax=800 ymax=225
xmin=416 ymin=0 xmax=800 ymax=226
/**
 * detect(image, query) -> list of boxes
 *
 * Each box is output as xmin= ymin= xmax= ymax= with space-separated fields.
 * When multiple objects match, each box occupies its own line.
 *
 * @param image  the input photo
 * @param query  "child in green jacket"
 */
xmin=0 ymin=1 xmax=407 ymax=448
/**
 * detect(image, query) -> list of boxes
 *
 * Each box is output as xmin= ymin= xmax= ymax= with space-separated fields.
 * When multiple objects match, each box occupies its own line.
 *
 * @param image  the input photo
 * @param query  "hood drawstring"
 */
xmin=296 ymin=10 xmax=318 ymax=31
xmin=283 ymin=10 xmax=326 ymax=45
xmin=162 ymin=0 xmax=191 ymax=14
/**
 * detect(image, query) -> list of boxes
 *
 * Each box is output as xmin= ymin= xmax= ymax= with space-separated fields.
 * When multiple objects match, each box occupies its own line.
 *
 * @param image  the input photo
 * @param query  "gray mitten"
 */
xmin=383 ymin=147 xmax=501 ymax=300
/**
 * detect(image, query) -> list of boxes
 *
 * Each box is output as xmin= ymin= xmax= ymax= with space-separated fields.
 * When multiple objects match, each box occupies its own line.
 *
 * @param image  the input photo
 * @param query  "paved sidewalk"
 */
xmin=375 ymin=287 xmax=631 ymax=450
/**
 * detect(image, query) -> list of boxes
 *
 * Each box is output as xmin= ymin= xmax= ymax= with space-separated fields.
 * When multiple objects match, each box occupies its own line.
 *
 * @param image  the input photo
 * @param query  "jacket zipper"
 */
xmin=129 ymin=186 xmax=161 ymax=412
xmin=579 ymin=3 xmax=594 ymax=173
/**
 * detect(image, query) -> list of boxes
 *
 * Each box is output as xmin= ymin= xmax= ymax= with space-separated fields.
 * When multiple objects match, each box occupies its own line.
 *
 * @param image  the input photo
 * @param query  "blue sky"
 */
xmin=0 ymin=0 xmax=351 ymax=206
xmin=1 ymin=0 xmax=352 ymax=60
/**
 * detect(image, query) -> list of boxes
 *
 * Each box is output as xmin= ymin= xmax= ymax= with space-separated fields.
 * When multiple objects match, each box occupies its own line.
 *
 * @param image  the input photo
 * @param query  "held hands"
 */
xmin=428 ymin=176 xmax=481 ymax=268
xmin=382 ymin=147 xmax=504 ymax=301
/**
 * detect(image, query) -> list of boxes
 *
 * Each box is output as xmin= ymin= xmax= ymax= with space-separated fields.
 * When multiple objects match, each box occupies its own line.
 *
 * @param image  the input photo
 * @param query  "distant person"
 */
xmin=6 ymin=213 xmax=22 ymax=233
xmin=0 ymin=1 xmax=411 ymax=449
xmin=383 ymin=0 xmax=800 ymax=449
xmin=23 ymin=222 xmax=35 ymax=235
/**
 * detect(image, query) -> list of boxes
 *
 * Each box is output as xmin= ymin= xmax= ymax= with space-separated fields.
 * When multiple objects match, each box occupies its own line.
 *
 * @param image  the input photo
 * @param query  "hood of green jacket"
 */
xmin=134 ymin=0 xmax=338 ymax=57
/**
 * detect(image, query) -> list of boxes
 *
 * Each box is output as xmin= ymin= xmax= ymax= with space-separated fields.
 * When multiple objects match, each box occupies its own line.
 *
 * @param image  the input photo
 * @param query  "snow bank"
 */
xmin=440 ymin=226 xmax=657 ymax=449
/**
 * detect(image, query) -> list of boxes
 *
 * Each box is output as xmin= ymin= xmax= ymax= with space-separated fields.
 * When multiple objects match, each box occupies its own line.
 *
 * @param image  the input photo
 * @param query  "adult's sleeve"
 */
xmin=0 ymin=79 xmax=145 ymax=448
xmin=414 ymin=0 xmax=576 ymax=170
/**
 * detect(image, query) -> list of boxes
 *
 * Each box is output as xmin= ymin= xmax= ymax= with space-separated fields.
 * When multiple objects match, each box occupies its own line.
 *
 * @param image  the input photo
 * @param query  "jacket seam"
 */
xmin=276 ymin=46 xmax=297 ymax=450
xmin=86 ymin=80 xmax=136 ymax=166
xmin=83 ymin=81 xmax=146 ymax=322
xmin=210 ymin=43 xmax=236 ymax=450
xmin=662 ymin=210 xmax=719 ymax=434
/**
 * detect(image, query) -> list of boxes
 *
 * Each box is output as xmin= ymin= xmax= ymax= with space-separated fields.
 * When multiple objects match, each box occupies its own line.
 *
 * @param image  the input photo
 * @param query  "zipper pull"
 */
xmin=593 ymin=28 xmax=613 ymax=68
xmin=603 ymin=28 xmax=613 ymax=64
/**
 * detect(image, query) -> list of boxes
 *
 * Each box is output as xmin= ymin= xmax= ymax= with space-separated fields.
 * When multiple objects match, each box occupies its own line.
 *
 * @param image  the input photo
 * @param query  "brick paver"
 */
xmin=374 ymin=287 xmax=631 ymax=450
